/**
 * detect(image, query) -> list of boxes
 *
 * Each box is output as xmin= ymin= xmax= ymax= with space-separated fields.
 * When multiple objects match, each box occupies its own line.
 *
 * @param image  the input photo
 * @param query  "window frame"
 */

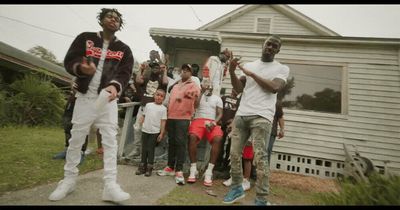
xmin=277 ymin=59 xmax=349 ymax=116
xmin=254 ymin=16 xmax=274 ymax=34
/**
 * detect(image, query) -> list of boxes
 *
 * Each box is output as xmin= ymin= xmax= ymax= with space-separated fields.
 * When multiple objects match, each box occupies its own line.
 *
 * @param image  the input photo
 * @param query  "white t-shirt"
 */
xmin=194 ymin=94 xmax=223 ymax=120
xmin=142 ymin=102 xmax=167 ymax=134
xmin=77 ymin=41 xmax=109 ymax=98
xmin=206 ymin=56 xmax=224 ymax=89
xmin=236 ymin=59 xmax=290 ymax=122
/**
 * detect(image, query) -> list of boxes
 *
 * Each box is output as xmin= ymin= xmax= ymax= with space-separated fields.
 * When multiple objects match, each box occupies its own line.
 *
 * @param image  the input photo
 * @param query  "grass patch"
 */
xmin=0 ymin=126 xmax=103 ymax=195
xmin=313 ymin=173 xmax=400 ymax=205
xmin=269 ymin=184 xmax=320 ymax=205
xmin=157 ymin=186 xmax=223 ymax=205
xmin=156 ymin=178 xmax=324 ymax=205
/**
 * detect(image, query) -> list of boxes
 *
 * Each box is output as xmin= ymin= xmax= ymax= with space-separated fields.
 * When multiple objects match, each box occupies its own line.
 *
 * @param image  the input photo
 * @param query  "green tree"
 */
xmin=296 ymin=88 xmax=341 ymax=113
xmin=27 ymin=45 xmax=63 ymax=66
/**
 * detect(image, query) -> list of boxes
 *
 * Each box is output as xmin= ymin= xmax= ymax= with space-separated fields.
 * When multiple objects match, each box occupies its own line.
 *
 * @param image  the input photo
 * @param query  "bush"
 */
xmin=314 ymin=173 xmax=400 ymax=205
xmin=1 ymin=74 xmax=66 ymax=126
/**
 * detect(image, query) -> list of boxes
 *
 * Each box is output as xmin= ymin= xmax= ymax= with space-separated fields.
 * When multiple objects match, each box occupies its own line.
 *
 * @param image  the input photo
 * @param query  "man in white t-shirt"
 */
xmin=187 ymin=84 xmax=223 ymax=187
xmin=223 ymin=35 xmax=290 ymax=206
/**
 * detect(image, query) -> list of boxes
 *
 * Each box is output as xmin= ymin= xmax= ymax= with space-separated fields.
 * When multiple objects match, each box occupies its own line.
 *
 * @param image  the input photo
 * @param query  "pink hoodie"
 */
xmin=168 ymin=79 xmax=200 ymax=120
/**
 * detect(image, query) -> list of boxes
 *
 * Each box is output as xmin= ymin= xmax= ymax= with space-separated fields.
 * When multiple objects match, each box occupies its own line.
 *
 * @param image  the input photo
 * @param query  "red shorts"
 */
xmin=189 ymin=118 xmax=223 ymax=143
xmin=242 ymin=144 xmax=254 ymax=160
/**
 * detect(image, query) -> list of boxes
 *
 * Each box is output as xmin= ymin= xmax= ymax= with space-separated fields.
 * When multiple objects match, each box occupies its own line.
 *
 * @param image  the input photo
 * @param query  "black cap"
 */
xmin=181 ymin=63 xmax=192 ymax=73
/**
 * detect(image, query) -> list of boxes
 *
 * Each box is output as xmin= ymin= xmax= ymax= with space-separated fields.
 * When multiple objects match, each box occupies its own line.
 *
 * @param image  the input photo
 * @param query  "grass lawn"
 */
xmin=0 ymin=126 xmax=103 ymax=195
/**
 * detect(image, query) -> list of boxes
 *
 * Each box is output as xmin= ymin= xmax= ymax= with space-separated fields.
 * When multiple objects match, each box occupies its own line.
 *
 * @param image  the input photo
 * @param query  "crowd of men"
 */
xmin=49 ymin=8 xmax=288 ymax=206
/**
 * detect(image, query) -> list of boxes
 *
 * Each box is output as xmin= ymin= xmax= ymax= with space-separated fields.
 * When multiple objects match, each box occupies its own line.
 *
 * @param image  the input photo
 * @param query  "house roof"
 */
xmin=0 ymin=41 xmax=72 ymax=85
xmin=150 ymin=27 xmax=221 ymax=44
xmin=197 ymin=4 xmax=340 ymax=36
xmin=149 ymin=27 xmax=222 ymax=53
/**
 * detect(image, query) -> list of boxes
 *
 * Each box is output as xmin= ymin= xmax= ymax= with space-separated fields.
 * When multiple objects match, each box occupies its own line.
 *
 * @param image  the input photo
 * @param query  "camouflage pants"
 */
xmin=230 ymin=115 xmax=271 ymax=198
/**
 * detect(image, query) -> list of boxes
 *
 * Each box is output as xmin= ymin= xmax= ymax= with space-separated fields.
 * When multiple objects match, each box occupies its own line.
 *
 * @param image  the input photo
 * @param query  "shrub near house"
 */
xmin=0 ymin=73 xmax=65 ymax=127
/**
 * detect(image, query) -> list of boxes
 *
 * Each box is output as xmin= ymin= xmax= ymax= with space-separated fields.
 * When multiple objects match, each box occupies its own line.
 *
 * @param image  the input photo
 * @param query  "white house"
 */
xmin=149 ymin=4 xmax=400 ymax=178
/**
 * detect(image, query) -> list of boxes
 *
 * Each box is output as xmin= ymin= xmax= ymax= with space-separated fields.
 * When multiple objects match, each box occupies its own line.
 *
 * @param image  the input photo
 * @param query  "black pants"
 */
xmin=167 ymin=119 xmax=190 ymax=172
xmin=216 ymin=125 xmax=231 ymax=170
xmin=141 ymin=132 xmax=159 ymax=165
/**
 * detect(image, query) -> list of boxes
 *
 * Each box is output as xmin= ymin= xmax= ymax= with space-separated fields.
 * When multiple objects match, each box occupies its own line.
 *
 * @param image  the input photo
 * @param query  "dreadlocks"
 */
xmin=97 ymin=8 xmax=124 ymax=30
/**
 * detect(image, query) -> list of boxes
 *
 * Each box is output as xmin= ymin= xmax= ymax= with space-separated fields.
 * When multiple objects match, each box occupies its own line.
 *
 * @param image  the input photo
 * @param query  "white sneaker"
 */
xmin=48 ymin=179 xmax=76 ymax=201
xmin=102 ymin=182 xmax=131 ymax=202
xmin=242 ymin=178 xmax=251 ymax=191
xmin=84 ymin=148 xmax=92 ymax=155
xmin=187 ymin=167 xmax=198 ymax=183
xmin=157 ymin=166 xmax=175 ymax=176
xmin=223 ymin=177 xmax=232 ymax=187
xmin=175 ymin=171 xmax=185 ymax=185
xmin=203 ymin=170 xmax=213 ymax=187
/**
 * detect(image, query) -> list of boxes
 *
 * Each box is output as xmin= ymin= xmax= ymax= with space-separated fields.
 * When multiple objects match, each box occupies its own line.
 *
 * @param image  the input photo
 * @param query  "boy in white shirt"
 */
xmin=135 ymin=89 xmax=167 ymax=177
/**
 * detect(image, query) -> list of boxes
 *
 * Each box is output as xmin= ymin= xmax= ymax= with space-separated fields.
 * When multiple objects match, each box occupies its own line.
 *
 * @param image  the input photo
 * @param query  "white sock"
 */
xmin=191 ymin=163 xmax=197 ymax=170
xmin=206 ymin=163 xmax=215 ymax=172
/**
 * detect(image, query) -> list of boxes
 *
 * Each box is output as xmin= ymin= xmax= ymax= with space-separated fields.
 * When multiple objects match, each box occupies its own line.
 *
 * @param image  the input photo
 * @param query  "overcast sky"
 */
xmin=1 ymin=4 xmax=400 ymax=63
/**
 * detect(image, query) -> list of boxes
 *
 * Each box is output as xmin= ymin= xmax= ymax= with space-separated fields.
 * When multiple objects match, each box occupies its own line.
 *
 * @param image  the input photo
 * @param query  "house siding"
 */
xmin=214 ymin=5 xmax=318 ymax=36
xmin=220 ymin=38 xmax=400 ymax=175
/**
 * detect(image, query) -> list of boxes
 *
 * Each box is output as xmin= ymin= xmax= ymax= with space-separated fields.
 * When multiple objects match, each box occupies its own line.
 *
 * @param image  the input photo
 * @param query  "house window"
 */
xmin=255 ymin=17 xmax=271 ymax=33
xmin=279 ymin=62 xmax=345 ymax=114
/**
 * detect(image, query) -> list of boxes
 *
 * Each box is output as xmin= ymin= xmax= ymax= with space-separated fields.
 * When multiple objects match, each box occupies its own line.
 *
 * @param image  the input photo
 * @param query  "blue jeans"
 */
xmin=230 ymin=115 xmax=271 ymax=199
xmin=167 ymin=119 xmax=190 ymax=172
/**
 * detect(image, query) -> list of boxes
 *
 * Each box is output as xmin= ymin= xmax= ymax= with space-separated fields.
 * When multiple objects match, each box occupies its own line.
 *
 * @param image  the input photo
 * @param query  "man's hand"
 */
xmin=80 ymin=57 xmax=96 ymax=75
xmin=105 ymin=85 xmax=118 ymax=101
xmin=278 ymin=129 xmax=285 ymax=139
xmin=237 ymin=65 xmax=253 ymax=77
xmin=229 ymin=56 xmax=241 ymax=74
xmin=157 ymin=134 xmax=163 ymax=143
xmin=205 ymin=121 xmax=216 ymax=132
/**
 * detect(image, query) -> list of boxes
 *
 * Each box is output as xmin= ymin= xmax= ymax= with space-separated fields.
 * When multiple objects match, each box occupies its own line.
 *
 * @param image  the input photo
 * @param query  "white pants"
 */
xmin=65 ymin=97 xmax=119 ymax=183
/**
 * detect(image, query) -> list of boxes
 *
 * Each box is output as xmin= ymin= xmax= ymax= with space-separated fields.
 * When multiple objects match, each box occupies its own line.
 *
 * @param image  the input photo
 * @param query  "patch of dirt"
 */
xmin=178 ymin=170 xmax=341 ymax=205
xmin=270 ymin=170 xmax=341 ymax=193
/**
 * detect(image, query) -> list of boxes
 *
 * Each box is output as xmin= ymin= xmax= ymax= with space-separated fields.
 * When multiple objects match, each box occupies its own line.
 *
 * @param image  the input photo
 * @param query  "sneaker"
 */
xmin=223 ymin=177 xmax=232 ymax=187
xmin=203 ymin=170 xmax=213 ymax=187
xmin=102 ymin=182 xmax=131 ymax=202
xmin=52 ymin=150 xmax=67 ymax=160
xmin=242 ymin=178 xmax=251 ymax=191
xmin=84 ymin=148 xmax=92 ymax=155
xmin=157 ymin=166 xmax=175 ymax=176
xmin=187 ymin=167 xmax=198 ymax=183
xmin=254 ymin=197 xmax=269 ymax=206
xmin=175 ymin=171 xmax=185 ymax=185
xmin=48 ymin=179 xmax=76 ymax=201
xmin=223 ymin=185 xmax=245 ymax=204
